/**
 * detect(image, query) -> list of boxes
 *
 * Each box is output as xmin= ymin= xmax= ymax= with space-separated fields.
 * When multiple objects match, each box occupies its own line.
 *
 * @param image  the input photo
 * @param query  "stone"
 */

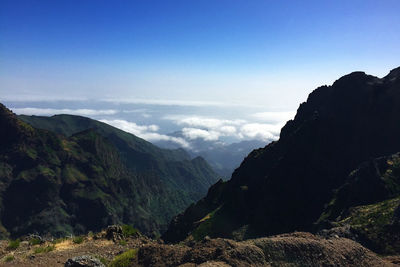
xmin=64 ymin=255 xmax=105 ymax=267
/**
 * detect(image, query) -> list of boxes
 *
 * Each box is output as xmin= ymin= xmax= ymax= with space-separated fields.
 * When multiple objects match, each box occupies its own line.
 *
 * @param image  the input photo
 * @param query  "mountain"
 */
xmin=155 ymin=132 xmax=265 ymax=178
xmin=0 ymin=106 xmax=218 ymax=238
xmin=162 ymin=67 xmax=400 ymax=244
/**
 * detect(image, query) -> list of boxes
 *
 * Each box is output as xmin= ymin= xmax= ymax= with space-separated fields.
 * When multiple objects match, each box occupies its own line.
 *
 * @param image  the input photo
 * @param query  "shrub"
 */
xmin=29 ymin=238 xmax=43 ymax=246
xmin=122 ymin=224 xmax=139 ymax=237
xmin=34 ymin=245 xmax=55 ymax=254
xmin=119 ymin=239 xmax=127 ymax=246
xmin=73 ymin=236 xmax=84 ymax=244
xmin=7 ymin=239 xmax=20 ymax=250
xmin=4 ymin=255 xmax=14 ymax=262
xmin=109 ymin=249 xmax=137 ymax=267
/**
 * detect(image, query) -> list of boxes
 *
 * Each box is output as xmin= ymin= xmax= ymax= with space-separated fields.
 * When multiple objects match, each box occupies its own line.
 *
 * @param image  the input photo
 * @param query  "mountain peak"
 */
xmin=0 ymin=103 xmax=34 ymax=147
xmin=385 ymin=66 xmax=400 ymax=80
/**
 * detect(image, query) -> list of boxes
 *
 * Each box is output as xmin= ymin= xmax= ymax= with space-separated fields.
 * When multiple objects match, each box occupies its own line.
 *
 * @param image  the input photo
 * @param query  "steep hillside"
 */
xmin=163 ymin=67 xmax=400 ymax=243
xmin=0 ymin=104 xmax=218 ymax=238
xmin=18 ymin=113 xmax=220 ymax=212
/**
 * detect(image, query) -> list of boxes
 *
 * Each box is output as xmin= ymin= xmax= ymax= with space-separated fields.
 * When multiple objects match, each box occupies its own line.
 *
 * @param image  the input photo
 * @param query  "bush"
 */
xmin=119 ymin=239 xmax=127 ymax=246
xmin=122 ymin=224 xmax=139 ymax=237
xmin=73 ymin=236 xmax=84 ymax=244
xmin=34 ymin=245 xmax=55 ymax=254
xmin=4 ymin=255 xmax=14 ymax=262
xmin=7 ymin=239 xmax=20 ymax=250
xmin=29 ymin=238 xmax=43 ymax=245
xmin=109 ymin=249 xmax=137 ymax=267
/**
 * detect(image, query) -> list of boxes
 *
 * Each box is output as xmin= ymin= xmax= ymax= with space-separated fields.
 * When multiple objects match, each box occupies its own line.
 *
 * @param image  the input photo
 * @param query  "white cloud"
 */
xmin=239 ymin=123 xmax=281 ymax=141
xmin=11 ymin=107 xmax=118 ymax=116
xmin=182 ymin=128 xmax=220 ymax=141
xmin=219 ymin=125 xmax=237 ymax=135
xmin=100 ymin=119 xmax=190 ymax=148
xmin=165 ymin=115 xmax=285 ymax=143
xmin=251 ymin=111 xmax=295 ymax=123
xmin=165 ymin=115 xmax=245 ymax=128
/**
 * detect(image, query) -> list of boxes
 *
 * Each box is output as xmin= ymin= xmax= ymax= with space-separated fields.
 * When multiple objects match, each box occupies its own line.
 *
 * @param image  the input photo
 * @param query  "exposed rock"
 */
xmin=64 ymin=255 xmax=105 ymax=267
xmin=139 ymin=232 xmax=393 ymax=267
xmin=105 ymin=225 xmax=124 ymax=241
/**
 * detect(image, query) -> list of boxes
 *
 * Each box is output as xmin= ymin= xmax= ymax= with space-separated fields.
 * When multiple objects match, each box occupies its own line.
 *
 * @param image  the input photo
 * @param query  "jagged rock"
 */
xmin=64 ymin=255 xmax=105 ymax=267
xmin=105 ymin=225 xmax=124 ymax=241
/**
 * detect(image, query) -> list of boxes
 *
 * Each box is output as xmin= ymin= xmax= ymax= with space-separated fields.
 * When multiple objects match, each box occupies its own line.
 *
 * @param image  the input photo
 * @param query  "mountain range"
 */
xmin=0 ymin=107 xmax=219 ymax=238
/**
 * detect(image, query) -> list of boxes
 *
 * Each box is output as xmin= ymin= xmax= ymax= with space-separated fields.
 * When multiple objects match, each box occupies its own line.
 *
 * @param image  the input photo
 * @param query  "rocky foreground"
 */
xmin=0 ymin=227 xmax=398 ymax=267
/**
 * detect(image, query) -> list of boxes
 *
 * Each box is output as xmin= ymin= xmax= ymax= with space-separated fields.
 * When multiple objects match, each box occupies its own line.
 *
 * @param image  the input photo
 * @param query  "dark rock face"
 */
xmin=105 ymin=225 xmax=124 ymax=241
xmin=163 ymin=67 xmax=400 ymax=243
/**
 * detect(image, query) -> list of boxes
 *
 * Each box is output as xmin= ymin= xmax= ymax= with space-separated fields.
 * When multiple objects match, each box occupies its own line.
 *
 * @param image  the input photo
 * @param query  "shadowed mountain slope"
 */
xmin=163 ymin=67 xmax=400 ymax=243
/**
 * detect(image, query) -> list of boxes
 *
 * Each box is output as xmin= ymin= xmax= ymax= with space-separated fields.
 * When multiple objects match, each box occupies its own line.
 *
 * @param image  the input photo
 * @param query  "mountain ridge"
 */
xmin=0 ymin=104 xmax=219 ymax=237
xmin=163 ymin=66 xmax=400 ymax=244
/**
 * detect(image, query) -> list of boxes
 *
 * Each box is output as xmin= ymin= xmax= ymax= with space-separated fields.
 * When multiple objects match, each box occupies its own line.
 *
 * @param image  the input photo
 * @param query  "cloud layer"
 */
xmin=100 ymin=119 xmax=190 ymax=148
xmin=165 ymin=112 xmax=294 ymax=143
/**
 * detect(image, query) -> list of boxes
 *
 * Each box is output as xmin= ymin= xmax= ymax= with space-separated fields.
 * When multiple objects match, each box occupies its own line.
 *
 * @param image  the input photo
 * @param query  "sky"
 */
xmin=1 ymin=0 xmax=400 ymax=147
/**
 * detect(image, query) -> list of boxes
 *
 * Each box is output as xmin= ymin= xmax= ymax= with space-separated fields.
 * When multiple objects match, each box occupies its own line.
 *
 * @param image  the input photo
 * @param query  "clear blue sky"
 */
xmin=1 ymin=0 xmax=400 ymax=109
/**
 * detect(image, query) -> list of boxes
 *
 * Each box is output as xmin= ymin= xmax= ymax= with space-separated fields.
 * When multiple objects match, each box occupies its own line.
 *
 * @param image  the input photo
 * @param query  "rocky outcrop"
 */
xmin=65 ymin=255 xmax=105 ymax=267
xmin=138 ymin=232 xmax=393 ymax=266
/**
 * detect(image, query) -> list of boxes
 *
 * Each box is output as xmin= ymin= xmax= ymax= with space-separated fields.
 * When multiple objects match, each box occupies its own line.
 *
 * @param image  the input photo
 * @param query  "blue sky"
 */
xmin=1 ymin=0 xmax=400 ymax=146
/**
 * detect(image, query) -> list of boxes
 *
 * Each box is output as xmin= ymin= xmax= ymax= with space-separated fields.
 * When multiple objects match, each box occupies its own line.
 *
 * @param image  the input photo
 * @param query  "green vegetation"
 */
xmin=191 ymin=207 xmax=222 ymax=241
xmin=7 ymin=239 xmax=20 ymax=250
xmin=34 ymin=245 xmax=55 ymax=254
xmin=72 ymin=236 xmax=85 ymax=244
xmin=29 ymin=238 xmax=43 ymax=245
xmin=4 ymin=255 xmax=14 ymax=262
xmin=99 ymin=256 xmax=109 ymax=266
xmin=119 ymin=239 xmax=127 ymax=246
xmin=336 ymin=196 xmax=400 ymax=254
xmin=109 ymin=249 xmax=137 ymax=267
xmin=122 ymin=224 xmax=139 ymax=237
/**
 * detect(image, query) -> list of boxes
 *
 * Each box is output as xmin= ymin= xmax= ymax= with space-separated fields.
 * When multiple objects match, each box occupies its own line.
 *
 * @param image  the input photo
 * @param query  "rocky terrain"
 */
xmin=0 ymin=227 xmax=398 ymax=267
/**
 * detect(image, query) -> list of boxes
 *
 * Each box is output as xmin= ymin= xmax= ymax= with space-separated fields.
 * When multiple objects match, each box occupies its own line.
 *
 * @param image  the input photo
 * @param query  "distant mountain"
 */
xmin=163 ymin=67 xmax=400 ymax=246
xmin=0 ymin=107 xmax=218 ymax=238
xmin=155 ymin=132 xmax=265 ymax=178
